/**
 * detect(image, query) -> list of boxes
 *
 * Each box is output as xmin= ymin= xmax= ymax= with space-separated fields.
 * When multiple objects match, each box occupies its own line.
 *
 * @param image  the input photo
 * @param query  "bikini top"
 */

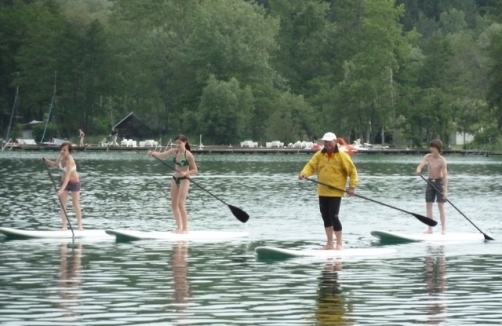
xmin=173 ymin=151 xmax=189 ymax=167
xmin=58 ymin=161 xmax=77 ymax=172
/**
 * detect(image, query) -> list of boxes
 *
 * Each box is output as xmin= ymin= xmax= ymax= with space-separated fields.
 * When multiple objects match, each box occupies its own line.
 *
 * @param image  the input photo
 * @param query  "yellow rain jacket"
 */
xmin=300 ymin=148 xmax=358 ymax=197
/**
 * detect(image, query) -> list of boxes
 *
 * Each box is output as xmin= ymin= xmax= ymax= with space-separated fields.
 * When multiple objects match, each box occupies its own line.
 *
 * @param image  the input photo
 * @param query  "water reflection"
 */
xmin=170 ymin=242 xmax=190 ymax=322
xmin=315 ymin=259 xmax=354 ymax=325
xmin=57 ymin=242 xmax=82 ymax=322
xmin=0 ymin=153 xmax=501 ymax=325
xmin=424 ymin=245 xmax=447 ymax=325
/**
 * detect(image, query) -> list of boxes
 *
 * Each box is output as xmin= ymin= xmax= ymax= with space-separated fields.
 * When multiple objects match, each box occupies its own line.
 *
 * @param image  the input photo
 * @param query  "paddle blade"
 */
xmin=413 ymin=213 xmax=437 ymax=227
xmin=483 ymin=233 xmax=495 ymax=241
xmin=229 ymin=205 xmax=249 ymax=223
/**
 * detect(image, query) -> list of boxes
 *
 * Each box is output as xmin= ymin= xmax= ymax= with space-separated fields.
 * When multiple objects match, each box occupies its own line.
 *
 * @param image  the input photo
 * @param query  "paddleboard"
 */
xmin=0 ymin=227 xmax=110 ymax=240
xmin=255 ymin=246 xmax=396 ymax=260
xmin=371 ymin=230 xmax=487 ymax=244
xmin=105 ymin=229 xmax=249 ymax=242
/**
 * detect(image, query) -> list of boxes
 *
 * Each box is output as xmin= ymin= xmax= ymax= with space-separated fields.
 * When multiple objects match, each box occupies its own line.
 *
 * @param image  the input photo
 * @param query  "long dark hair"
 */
xmin=60 ymin=142 xmax=73 ymax=154
xmin=175 ymin=134 xmax=191 ymax=151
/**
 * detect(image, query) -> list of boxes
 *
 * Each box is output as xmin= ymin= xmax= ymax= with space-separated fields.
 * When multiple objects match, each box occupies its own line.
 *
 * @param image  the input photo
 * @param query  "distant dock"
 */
xmin=5 ymin=145 xmax=499 ymax=156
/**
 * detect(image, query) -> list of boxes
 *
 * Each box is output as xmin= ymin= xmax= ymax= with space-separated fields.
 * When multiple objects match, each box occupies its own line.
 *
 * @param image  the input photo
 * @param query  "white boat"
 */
xmin=265 ymin=140 xmax=284 ymax=148
xmin=40 ymin=138 xmax=71 ymax=147
xmin=240 ymin=140 xmax=259 ymax=148
xmin=352 ymin=139 xmax=369 ymax=151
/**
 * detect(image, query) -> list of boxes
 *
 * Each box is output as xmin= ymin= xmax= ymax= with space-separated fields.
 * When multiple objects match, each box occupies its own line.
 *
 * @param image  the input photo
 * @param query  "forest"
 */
xmin=1 ymin=0 xmax=502 ymax=148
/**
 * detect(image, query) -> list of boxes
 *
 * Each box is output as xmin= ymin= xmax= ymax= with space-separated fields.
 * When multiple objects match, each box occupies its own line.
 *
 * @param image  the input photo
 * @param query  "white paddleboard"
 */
xmin=371 ymin=230 xmax=487 ymax=243
xmin=0 ymin=227 xmax=110 ymax=239
xmin=105 ymin=229 xmax=249 ymax=241
xmin=255 ymin=246 xmax=396 ymax=259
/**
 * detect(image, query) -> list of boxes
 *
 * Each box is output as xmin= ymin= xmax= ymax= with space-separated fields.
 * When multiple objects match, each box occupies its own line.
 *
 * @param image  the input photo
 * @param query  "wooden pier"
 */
xmin=5 ymin=144 xmax=499 ymax=156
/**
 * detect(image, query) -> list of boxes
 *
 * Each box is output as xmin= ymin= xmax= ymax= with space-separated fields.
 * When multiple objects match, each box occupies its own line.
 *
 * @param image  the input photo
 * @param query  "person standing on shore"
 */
xmin=109 ymin=129 xmax=118 ymax=146
xmin=298 ymin=132 xmax=358 ymax=250
xmin=148 ymin=134 xmax=198 ymax=233
xmin=415 ymin=139 xmax=448 ymax=234
xmin=42 ymin=143 xmax=83 ymax=231
xmin=78 ymin=129 xmax=85 ymax=147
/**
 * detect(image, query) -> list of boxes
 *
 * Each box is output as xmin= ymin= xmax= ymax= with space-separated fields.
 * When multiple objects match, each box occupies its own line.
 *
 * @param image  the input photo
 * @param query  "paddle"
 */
xmin=305 ymin=178 xmax=437 ymax=227
xmin=419 ymin=175 xmax=494 ymax=240
xmin=151 ymin=154 xmax=249 ymax=223
xmin=43 ymin=159 xmax=75 ymax=237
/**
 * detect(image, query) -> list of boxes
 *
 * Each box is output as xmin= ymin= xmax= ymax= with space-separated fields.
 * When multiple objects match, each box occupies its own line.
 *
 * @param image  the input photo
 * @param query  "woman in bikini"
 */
xmin=42 ymin=143 xmax=83 ymax=230
xmin=78 ymin=129 xmax=85 ymax=147
xmin=148 ymin=134 xmax=198 ymax=233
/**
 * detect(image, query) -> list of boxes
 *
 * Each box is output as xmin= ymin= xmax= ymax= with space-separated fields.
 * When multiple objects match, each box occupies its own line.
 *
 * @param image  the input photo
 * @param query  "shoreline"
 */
xmin=3 ymin=144 xmax=498 ymax=156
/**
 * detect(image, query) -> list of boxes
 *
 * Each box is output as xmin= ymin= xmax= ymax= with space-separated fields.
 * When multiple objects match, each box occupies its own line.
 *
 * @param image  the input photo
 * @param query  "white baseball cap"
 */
xmin=321 ymin=132 xmax=337 ymax=141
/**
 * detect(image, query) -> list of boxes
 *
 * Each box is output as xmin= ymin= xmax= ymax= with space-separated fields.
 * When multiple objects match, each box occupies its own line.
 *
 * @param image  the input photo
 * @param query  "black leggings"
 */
xmin=319 ymin=196 xmax=342 ymax=231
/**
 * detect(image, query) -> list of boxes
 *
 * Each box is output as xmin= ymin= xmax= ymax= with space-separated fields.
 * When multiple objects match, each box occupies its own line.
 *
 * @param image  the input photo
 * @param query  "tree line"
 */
xmin=1 ymin=0 xmax=502 ymax=148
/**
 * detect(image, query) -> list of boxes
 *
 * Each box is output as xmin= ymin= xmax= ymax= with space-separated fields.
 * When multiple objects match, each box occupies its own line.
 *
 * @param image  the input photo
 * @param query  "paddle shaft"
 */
xmin=43 ymin=160 xmax=74 ymax=237
xmin=305 ymin=178 xmax=437 ymax=227
xmin=151 ymin=154 xmax=249 ymax=223
xmin=419 ymin=175 xmax=494 ymax=240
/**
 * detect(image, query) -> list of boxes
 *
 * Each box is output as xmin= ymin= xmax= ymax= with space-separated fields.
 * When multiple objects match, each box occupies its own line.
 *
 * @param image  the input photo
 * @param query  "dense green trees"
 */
xmin=2 ymin=0 xmax=502 ymax=148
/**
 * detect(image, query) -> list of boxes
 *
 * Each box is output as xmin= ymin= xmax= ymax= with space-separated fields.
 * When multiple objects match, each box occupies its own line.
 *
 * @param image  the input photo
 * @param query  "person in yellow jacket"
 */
xmin=298 ymin=132 xmax=358 ymax=250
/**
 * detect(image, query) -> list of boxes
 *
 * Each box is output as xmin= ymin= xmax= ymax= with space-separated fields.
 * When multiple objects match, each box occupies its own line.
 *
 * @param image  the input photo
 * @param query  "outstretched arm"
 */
xmin=299 ymin=152 xmax=320 ymax=179
xmin=415 ymin=154 xmax=429 ymax=175
xmin=42 ymin=156 xmax=61 ymax=168
xmin=148 ymin=148 xmax=176 ymax=159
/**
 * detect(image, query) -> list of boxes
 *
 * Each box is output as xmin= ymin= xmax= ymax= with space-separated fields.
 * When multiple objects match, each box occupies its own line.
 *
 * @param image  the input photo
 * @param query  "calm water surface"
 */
xmin=0 ymin=151 xmax=501 ymax=325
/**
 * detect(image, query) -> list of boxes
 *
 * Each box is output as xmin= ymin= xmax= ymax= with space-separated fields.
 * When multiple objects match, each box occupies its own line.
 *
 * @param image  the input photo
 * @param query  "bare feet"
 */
xmin=172 ymin=229 xmax=182 ymax=234
xmin=335 ymin=244 xmax=343 ymax=250
xmin=424 ymin=228 xmax=433 ymax=234
xmin=320 ymin=244 xmax=335 ymax=250
xmin=441 ymin=229 xmax=446 ymax=234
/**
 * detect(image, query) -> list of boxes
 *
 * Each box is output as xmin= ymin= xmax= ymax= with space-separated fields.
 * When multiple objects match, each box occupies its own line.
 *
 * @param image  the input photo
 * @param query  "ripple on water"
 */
xmin=1 ymin=153 xmax=502 ymax=325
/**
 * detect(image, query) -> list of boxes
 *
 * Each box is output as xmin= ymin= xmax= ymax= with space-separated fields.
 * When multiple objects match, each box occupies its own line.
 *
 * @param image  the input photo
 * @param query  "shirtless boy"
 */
xmin=415 ymin=139 xmax=448 ymax=234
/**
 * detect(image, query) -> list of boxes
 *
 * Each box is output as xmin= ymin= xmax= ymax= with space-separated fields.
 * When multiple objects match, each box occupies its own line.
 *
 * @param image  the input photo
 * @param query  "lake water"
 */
xmin=0 ymin=151 xmax=501 ymax=325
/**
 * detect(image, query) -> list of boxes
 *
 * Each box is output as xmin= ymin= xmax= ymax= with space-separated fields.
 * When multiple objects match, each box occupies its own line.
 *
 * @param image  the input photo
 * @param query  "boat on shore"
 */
xmin=6 ymin=143 xmax=496 ymax=156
